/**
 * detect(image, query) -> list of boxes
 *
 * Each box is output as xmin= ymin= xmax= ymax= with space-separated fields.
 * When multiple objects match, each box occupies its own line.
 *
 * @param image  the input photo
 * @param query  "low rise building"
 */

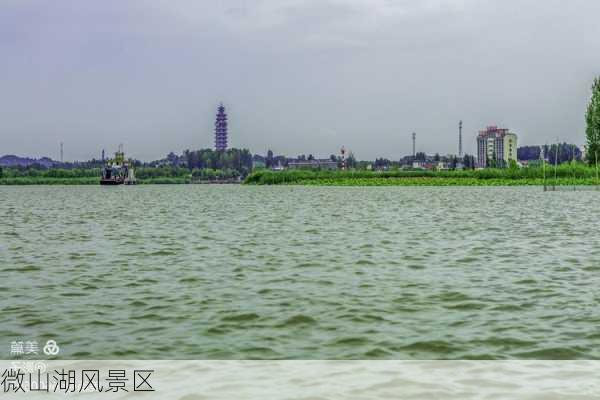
xmin=287 ymin=159 xmax=338 ymax=170
xmin=477 ymin=126 xmax=518 ymax=167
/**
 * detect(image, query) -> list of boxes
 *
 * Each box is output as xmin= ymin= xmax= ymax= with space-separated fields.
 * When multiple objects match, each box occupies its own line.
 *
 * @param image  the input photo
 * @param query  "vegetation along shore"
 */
xmin=244 ymin=164 xmax=600 ymax=186
xmin=0 ymin=166 xmax=241 ymax=185
xmin=3 ymin=163 xmax=600 ymax=186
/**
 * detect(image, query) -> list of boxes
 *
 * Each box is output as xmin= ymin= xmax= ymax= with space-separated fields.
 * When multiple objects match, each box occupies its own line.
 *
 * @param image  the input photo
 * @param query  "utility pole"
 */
xmin=459 ymin=120 xmax=463 ymax=158
xmin=594 ymin=150 xmax=600 ymax=190
xmin=412 ymin=132 xmax=416 ymax=158
xmin=554 ymin=138 xmax=559 ymax=190
xmin=60 ymin=142 xmax=64 ymax=163
xmin=542 ymin=144 xmax=547 ymax=191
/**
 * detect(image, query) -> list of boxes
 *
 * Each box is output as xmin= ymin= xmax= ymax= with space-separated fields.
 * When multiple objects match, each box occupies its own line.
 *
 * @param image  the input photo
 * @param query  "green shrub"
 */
xmin=244 ymin=164 xmax=600 ymax=186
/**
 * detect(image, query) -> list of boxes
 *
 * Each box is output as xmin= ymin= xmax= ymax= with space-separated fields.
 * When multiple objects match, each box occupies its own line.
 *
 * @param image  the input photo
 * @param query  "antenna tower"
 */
xmin=459 ymin=121 xmax=463 ymax=158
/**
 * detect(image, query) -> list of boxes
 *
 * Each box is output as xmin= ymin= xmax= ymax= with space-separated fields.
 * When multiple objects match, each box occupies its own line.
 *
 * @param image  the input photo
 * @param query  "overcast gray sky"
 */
xmin=1 ymin=0 xmax=599 ymax=161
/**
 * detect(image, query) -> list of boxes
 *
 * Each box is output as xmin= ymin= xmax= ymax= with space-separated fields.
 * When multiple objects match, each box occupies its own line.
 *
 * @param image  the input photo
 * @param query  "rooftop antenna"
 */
xmin=459 ymin=121 xmax=463 ymax=158
xmin=412 ymin=132 xmax=416 ymax=158
xmin=60 ymin=142 xmax=64 ymax=163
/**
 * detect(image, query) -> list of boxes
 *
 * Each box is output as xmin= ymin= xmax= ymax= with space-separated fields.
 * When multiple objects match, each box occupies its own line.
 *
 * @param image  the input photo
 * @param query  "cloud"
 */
xmin=1 ymin=0 xmax=599 ymax=160
xmin=156 ymin=0 xmax=473 ymax=46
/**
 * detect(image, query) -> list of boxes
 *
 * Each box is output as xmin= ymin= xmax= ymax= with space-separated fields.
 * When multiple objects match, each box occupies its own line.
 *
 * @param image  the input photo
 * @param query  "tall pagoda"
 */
xmin=214 ymin=103 xmax=228 ymax=151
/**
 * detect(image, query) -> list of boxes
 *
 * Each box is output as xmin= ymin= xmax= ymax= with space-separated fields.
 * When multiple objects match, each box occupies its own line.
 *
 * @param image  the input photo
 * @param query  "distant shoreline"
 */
xmin=0 ymin=178 xmax=241 ymax=185
xmin=1 ymin=178 xmax=598 ymax=187
xmin=244 ymin=177 xmax=599 ymax=187
xmin=2 ymin=165 xmax=599 ymax=186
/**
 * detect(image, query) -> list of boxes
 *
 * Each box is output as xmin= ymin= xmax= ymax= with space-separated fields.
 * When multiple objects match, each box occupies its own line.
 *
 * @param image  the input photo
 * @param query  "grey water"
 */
xmin=2 ymin=185 xmax=600 ymax=359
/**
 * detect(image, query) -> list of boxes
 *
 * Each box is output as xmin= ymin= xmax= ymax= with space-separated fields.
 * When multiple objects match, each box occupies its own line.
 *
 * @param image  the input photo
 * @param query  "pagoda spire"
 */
xmin=214 ymin=103 xmax=228 ymax=151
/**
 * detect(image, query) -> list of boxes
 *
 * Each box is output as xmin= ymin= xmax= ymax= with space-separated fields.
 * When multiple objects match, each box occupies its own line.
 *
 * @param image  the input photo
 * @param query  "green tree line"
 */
xmin=183 ymin=148 xmax=252 ymax=176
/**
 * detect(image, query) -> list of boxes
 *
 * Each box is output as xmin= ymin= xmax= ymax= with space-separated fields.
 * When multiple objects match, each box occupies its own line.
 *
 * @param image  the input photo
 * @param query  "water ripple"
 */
xmin=2 ymin=185 xmax=600 ymax=359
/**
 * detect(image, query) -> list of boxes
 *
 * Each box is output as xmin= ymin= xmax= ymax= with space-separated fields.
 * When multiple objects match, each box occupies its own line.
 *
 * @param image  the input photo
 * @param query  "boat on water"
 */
xmin=100 ymin=148 xmax=136 ymax=185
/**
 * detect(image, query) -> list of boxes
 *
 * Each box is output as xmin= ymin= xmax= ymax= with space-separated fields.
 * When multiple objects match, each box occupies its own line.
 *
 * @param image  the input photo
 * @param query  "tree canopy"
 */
xmin=586 ymin=77 xmax=600 ymax=165
xmin=183 ymin=148 xmax=253 ymax=176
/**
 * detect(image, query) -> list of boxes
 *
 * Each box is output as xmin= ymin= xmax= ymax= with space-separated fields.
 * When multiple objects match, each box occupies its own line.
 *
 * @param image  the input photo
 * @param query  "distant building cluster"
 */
xmin=476 ymin=126 xmax=518 ymax=168
xmin=252 ymin=155 xmax=339 ymax=171
xmin=288 ymin=159 xmax=338 ymax=170
xmin=207 ymin=105 xmax=527 ymax=171
xmin=5 ymin=105 xmax=587 ymax=174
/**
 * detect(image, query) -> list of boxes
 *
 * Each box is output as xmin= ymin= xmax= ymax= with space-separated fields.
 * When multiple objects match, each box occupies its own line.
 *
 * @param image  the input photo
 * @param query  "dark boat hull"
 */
xmin=100 ymin=179 xmax=124 ymax=185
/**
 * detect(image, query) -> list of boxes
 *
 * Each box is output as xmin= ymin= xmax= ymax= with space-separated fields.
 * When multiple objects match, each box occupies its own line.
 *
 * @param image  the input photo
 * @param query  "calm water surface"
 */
xmin=2 ymin=185 xmax=600 ymax=359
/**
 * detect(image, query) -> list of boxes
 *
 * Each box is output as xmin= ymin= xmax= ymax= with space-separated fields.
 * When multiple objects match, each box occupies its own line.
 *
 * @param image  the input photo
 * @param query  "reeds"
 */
xmin=244 ymin=165 xmax=600 ymax=186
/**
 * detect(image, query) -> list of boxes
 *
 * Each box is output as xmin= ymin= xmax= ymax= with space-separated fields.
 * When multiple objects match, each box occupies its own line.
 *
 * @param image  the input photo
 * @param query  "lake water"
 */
xmin=2 ymin=185 xmax=600 ymax=359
